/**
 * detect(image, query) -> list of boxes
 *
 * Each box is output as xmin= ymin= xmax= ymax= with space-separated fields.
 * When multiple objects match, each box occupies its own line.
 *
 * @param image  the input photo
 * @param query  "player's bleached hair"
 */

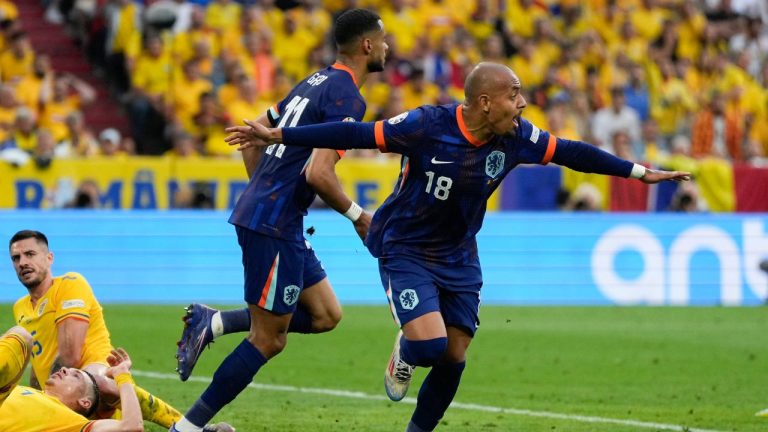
xmin=333 ymin=8 xmax=381 ymax=47
xmin=9 ymin=230 xmax=49 ymax=250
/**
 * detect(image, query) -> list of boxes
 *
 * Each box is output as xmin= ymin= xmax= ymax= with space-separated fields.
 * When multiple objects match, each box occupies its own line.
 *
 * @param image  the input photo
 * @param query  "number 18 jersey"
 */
xmin=229 ymin=63 xmax=366 ymax=241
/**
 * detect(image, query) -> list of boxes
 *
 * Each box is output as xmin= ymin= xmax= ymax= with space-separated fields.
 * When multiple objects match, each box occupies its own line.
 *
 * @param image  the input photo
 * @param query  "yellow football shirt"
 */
xmin=0 ymin=386 xmax=94 ymax=432
xmin=13 ymin=273 xmax=113 ymax=384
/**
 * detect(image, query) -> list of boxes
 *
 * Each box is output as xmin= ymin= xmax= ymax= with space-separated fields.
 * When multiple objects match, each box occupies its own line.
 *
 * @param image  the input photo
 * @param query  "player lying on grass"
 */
xmin=224 ymin=62 xmax=690 ymax=432
xmin=0 ymin=325 xmax=142 ymax=432
xmin=8 ymin=230 xmax=233 ymax=432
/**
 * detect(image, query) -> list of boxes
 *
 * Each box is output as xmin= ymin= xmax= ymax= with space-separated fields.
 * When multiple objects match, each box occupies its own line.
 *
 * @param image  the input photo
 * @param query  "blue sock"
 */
xmin=221 ymin=309 xmax=250 ymax=334
xmin=287 ymin=304 xmax=313 ymax=334
xmin=185 ymin=339 xmax=267 ymax=427
xmin=400 ymin=337 xmax=448 ymax=367
xmin=410 ymin=361 xmax=466 ymax=431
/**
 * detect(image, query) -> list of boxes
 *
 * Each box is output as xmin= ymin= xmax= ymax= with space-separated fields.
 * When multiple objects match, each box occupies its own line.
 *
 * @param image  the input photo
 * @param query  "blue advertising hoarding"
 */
xmin=0 ymin=211 xmax=765 ymax=305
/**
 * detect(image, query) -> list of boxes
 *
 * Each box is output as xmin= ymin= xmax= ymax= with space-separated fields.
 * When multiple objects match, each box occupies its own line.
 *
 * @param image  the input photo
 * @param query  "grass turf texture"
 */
xmin=1 ymin=304 xmax=765 ymax=431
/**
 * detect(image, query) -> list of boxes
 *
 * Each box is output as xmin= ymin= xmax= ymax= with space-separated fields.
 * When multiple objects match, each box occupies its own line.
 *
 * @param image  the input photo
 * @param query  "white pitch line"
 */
xmin=133 ymin=370 xmax=725 ymax=432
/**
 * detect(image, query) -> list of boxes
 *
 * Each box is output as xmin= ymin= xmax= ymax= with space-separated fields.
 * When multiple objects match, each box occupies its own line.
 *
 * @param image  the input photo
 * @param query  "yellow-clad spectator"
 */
xmin=170 ymin=59 xmax=213 ymax=134
xmin=505 ymin=0 xmax=549 ymax=39
xmin=380 ymin=0 xmax=419 ymax=56
xmin=291 ymin=0 xmax=331 ymax=40
xmin=578 ymin=30 xmax=608 ymax=72
xmin=205 ymin=0 xmax=242 ymax=34
xmin=13 ymin=55 xmax=54 ymax=118
xmin=130 ymin=34 xmax=171 ymax=107
xmin=8 ymin=107 xmax=38 ymax=153
xmin=165 ymin=130 xmax=202 ymax=160
xmin=557 ymin=4 xmax=593 ymax=40
xmin=465 ymin=0 xmax=496 ymax=42
xmin=451 ymin=30 xmax=481 ymax=69
xmin=0 ymin=31 xmax=33 ymax=84
xmin=554 ymin=43 xmax=587 ymax=91
xmin=105 ymin=0 xmax=142 ymax=93
xmin=415 ymin=0 xmax=469 ymax=45
xmin=61 ymin=110 xmax=98 ymax=157
xmin=0 ymin=85 xmax=18 ymax=143
xmin=172 ymin=6 xmax=220 ymax=64
xmin=193 ymin=92 xmax=231 ymax=157
xmin=0 ymin=0 xmax=18 ymax=21
xmin=590 ymin=2 xmax=623 ymax=49
xmin=258 ymin=0 xmax=285 ymax=37
xmin=360 ymin=72 xmax=390 ymax=122
xmin=400 ymin=68 xmax=440 ymax=110
xmin=651 ymin=59 xmax=696 ymax=141
xmin=676 ymin=0 xmax=706 ymax=62
xmin=480 ymin=33 xmax=507 ymax=64
xmin=610 ymin=20 xmax=646 ymax=64
xmin=39 ymin=75 xmax=96 ymax=143
xmin=629 ymin=0 xmax=667 ymax=41
xmin=530 ymin=19 xmax=561 ymax=68
xmin=224 ymin=76 xmax=271 ymax=141
xmin=509 ymin=40 xmax=548 ymax=88
xmin=272 ymin=14 xmax=317 ymax=82
xmin=217 ymin=64 xmax=242 ymax=108
xmin=219 ymin=6 xmax=267 ymax=62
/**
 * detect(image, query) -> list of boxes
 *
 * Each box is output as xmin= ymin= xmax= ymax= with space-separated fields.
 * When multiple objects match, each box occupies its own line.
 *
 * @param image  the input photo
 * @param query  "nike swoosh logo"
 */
xmin=430 ymin=157 xmax=453 ymax=164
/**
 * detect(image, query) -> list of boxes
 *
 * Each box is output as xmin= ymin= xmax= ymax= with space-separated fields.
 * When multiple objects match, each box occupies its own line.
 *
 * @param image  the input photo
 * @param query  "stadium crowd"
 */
xmin=0 ymin=0 xmax=766 ymax=204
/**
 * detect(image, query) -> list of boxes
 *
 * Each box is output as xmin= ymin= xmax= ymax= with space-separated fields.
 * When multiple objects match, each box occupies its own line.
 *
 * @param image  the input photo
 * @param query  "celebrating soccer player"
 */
xmin=170 ymin=8 xmax=388 ymax=432
xmin=225 ymin=62 xmax=690 ymax=432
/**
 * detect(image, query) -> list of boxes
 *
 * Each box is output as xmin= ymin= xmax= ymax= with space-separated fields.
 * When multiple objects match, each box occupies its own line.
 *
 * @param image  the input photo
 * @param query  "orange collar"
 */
xmin=455 ymin=105 xmax=488 ymax=147
xmin=331 ymin=62 xmax=358 ymax=86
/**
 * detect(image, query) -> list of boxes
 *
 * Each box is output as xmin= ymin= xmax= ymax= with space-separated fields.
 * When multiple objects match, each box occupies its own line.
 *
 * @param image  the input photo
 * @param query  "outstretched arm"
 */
xmin=225 ymin=119 xmax=379 ymax=151
xmin=550 ymin=138 xmax=690 ymax=183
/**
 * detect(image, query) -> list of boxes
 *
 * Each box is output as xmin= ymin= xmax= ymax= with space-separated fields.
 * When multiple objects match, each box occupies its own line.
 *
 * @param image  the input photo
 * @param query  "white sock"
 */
xmin=210 ymin=311 xmax=224 ymax=338
xmin=174 ymin=417 xmax=203 ymax=432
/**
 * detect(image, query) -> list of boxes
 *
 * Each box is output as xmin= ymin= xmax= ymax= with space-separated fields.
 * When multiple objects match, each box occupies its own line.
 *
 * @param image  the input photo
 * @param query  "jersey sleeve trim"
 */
xmin=3 ymin=333 xmax=28 ymax=359
xmin=54 ymin=312 xmax=90 ymax=325
xmin=81 ymin=421 xmax=95 ymax=432
xmin=336 ymin=150 xmax=345 ymax=158
xmin=374 ymin=121 xmax=387 ymax=152
xmin=541 ymin=133 xmax=557 ymax=165
xmin=267 ymin=104 xmax=280 ymax=126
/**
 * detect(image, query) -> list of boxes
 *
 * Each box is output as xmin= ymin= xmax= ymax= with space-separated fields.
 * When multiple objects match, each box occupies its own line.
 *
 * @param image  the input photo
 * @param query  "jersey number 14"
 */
xmin=266 ymin=96 xmax=310 ymax=158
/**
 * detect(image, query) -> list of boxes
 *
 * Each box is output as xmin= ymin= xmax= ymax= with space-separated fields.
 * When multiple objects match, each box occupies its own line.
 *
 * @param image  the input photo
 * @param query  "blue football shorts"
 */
xmin=236 ymin=226 xmax=327 ymax=314
xmin=378 ymin=256 xmax=482 ymax=336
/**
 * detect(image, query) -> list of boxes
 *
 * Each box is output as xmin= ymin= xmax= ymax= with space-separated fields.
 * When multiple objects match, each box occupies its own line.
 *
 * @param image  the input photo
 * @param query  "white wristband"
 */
xmin=630 ymin=163 xmax=647 ymax=179
xmin=343 ymin=202 xmax=363 ymax=222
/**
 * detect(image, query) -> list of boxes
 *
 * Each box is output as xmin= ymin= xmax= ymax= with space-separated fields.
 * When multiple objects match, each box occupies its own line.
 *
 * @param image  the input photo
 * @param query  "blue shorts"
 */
xmin=378 ymin=256 xmax=482 ymax=336
xmin=236 ymin=226 xmax=327 ymax=314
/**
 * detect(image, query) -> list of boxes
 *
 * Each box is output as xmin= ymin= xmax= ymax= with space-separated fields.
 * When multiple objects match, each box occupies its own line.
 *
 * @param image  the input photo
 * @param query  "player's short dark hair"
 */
xmin=333 ymin=8 xmax=381 ymax=47
xmin=9 ymin=230 xmax=48 ymax=250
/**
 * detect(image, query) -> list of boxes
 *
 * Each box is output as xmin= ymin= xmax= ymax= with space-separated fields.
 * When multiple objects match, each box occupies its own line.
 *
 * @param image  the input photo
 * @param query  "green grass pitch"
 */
xmin=2 ymin=304 xmax=766 ymax=431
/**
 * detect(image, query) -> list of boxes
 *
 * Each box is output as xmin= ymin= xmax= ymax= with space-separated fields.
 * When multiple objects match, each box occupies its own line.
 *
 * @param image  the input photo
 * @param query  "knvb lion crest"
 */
xmin=485 ymin=151 xmax=505 ymax=178
xmin=399 ymin=289 xmax=419 ymax=310
xmin=283 ymin=285 xmax=300 ymax=306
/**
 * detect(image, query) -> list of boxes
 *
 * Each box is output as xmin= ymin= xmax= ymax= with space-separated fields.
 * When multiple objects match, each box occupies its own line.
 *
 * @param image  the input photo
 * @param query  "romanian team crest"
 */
xmin=37 ymin=299 xmax=48 ymax=316
xmin=485 ymin=151 xmax=505 ymax=178
xmin=399 ymin=289 xmax=419 ymax=310
xmin=387 ymin=111 xmax=409 ymax=125
xmin=283 ymin=285 xmax=300 ymax=306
